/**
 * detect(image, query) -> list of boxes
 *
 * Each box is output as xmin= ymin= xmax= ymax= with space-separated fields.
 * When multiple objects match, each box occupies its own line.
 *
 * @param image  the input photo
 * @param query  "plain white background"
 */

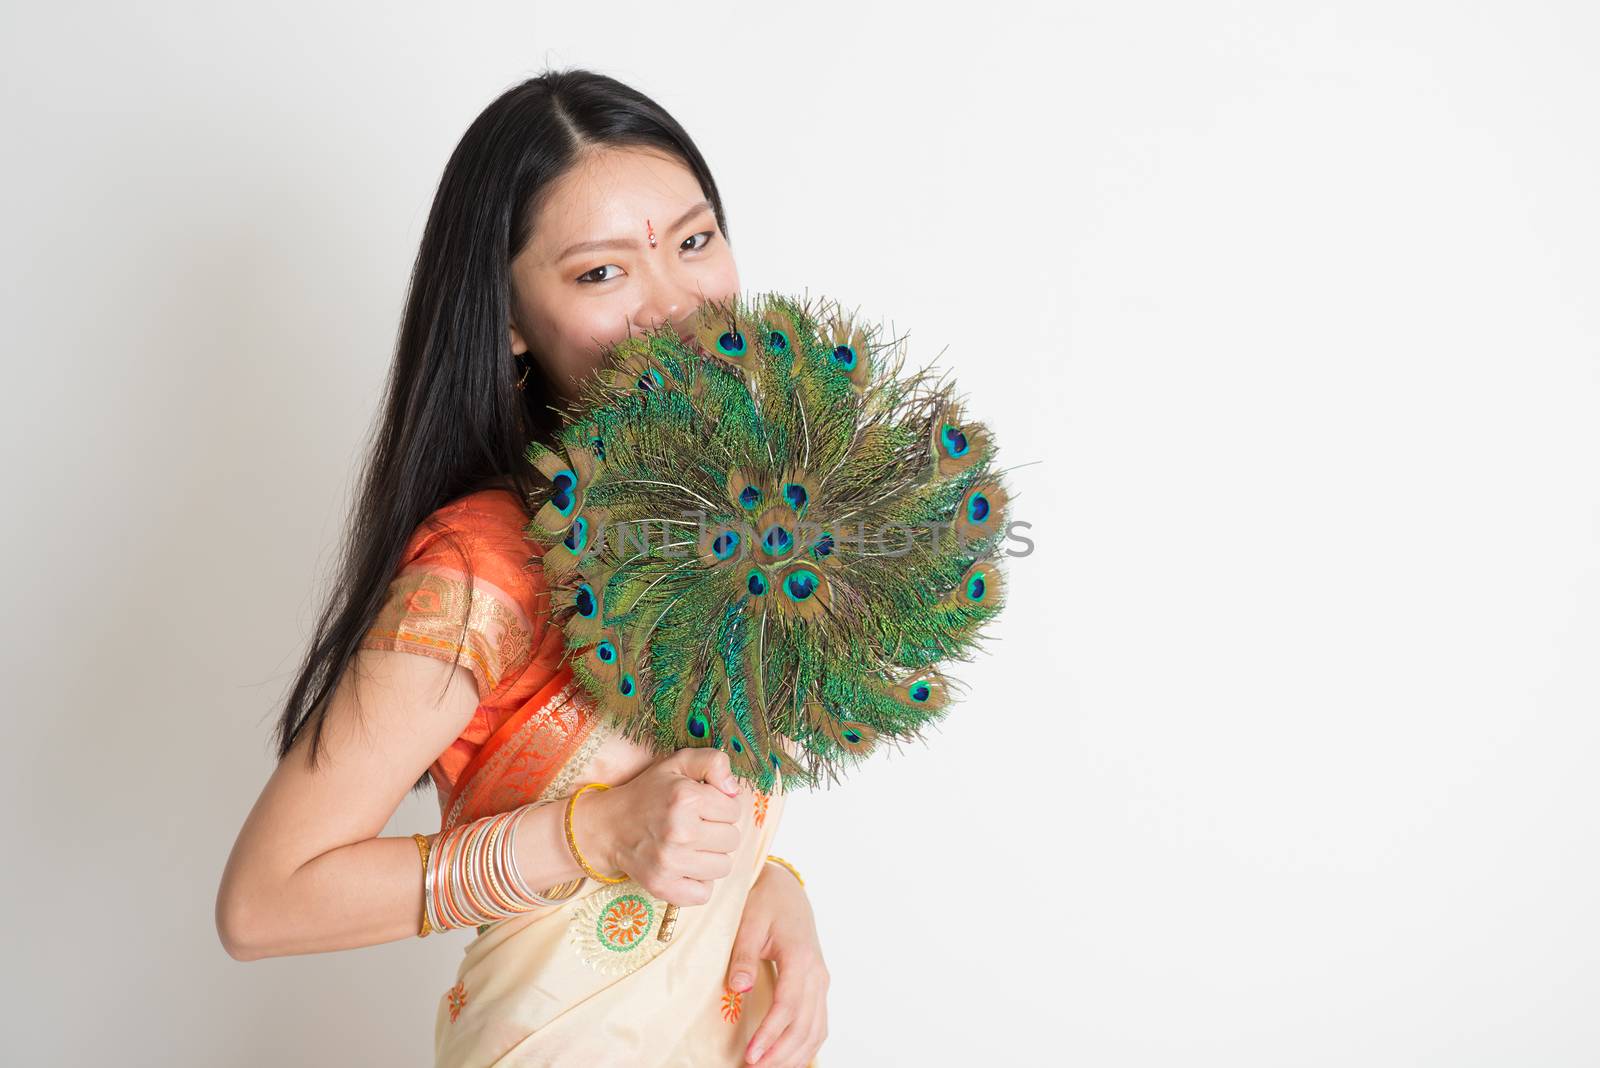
xmin=4 ymin=2 xmax=1597 ymax=1064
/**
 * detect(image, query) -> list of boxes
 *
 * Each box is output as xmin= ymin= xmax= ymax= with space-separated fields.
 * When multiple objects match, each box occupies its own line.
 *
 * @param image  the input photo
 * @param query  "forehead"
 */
xmin=531 ymin=146 xmax=703 ymax=249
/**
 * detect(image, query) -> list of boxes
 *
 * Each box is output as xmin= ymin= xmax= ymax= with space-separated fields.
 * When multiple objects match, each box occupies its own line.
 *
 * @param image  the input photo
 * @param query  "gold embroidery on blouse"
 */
xmin=360 ymin=569 xmax=533 ymax=699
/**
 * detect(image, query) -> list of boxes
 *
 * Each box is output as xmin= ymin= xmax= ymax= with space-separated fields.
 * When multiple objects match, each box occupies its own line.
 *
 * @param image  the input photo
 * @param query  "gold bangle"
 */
xmin=764 ymin=854 xmax=804 ymax=888
xmin=412 ymin=833 xmax=434 ymax=937
xmin=565 ymin=783 xmax=628 ymax=884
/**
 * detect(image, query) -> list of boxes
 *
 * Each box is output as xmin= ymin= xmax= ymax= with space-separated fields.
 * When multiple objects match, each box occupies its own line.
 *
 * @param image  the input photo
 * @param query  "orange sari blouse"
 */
xmin=356 ymin=487 xmax=601 ymax=827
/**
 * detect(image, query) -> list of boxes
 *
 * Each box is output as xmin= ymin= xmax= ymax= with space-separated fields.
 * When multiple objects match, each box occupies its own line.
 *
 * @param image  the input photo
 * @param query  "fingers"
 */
xmin=664 ymin=781 xmax=740 ymax=836
xmin=676 ymin=846 xmax=735 ymax=882
xmin=697 ymin=787 xmax=743 ymax=825
xmin=727 ymin=945 xmax=762 ymax=994
xmin=755 ymin=1017 xmax=821 ymax=1068
xmin=746 ymin=961 xmax=822 ymax=1067
xmin=725 ymin=896 xmax=770 ymax=994
xmin=665 ymin=875 xmax=713 ymax=906
xmin=695 ymin=820 xmax=740 ymax=855
xmin=747 ymin=957 xmax=829 ymax=1068
xmin=673 ymin=747 xmax=739 ymax=796
xmin=751 ymin=983 xmax=825 ymax=1068
xmin=633 ymin=766 xmax=742 ymax=902
xmin=745 ymin=993 xmax=793 ymax=1066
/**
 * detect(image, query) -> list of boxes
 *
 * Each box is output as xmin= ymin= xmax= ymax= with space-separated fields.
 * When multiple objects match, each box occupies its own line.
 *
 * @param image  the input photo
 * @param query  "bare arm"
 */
xmin=213 ymin=648 xmax=624 ymax=961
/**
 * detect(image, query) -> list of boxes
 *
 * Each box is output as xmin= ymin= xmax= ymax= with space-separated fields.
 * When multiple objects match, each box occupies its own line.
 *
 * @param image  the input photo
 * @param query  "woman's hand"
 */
xmin=583 ymin=748 xmax=743 ymax=906
xmin=725 ymin=862 xmax=829 ymax=1067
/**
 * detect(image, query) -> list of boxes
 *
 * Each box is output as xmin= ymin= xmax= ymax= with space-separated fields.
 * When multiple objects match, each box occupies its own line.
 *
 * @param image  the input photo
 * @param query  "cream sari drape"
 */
xmin=431 ymin=665 xmax=807 ymax=1068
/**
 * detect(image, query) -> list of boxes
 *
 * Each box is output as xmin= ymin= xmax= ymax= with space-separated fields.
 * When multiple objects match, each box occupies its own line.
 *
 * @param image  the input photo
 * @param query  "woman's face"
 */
xmin=509 ymin=145 xmax=740 ymax=402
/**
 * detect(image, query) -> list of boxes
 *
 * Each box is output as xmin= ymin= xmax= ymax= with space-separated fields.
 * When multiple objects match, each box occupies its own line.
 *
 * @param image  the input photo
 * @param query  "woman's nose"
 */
xmin=636 ymin=279 xmax=706 ymax=337
xmin=636 ymin=302 xmax=685 ymax=336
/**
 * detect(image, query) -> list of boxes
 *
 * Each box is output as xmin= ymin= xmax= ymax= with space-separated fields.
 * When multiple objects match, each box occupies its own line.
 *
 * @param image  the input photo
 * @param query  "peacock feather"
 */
xmin=523 ymin=291 xmax=1011 ymax=794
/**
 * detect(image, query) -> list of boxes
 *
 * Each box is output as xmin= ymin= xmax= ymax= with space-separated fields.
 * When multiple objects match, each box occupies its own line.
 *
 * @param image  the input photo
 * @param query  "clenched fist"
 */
xmin=580 ymin=748 xmax=744 ymax=906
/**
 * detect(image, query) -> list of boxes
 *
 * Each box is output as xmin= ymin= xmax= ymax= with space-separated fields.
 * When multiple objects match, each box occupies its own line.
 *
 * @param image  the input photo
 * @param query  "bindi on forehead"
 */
xmin=550 ymin=198 xmax=712 ymax=263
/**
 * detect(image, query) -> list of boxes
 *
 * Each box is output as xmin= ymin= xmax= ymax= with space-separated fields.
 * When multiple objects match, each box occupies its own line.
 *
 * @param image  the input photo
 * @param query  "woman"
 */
xmin=215 ymin=69 xmax=828 ymax=1068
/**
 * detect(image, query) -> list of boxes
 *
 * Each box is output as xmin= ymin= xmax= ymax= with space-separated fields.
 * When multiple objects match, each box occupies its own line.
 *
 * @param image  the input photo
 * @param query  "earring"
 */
xmin=514 ymin=353 xmax=531 ymax=391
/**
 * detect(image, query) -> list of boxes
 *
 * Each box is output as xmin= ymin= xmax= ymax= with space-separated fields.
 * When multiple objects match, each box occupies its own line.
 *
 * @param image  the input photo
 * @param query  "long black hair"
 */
xmin=272 ymin=68 xmax=731 ymax=792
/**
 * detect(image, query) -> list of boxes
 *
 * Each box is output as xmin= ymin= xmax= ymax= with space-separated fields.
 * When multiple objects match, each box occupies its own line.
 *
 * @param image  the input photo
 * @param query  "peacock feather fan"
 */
xmin=523 ymin=291 xmax=1011 ymax=794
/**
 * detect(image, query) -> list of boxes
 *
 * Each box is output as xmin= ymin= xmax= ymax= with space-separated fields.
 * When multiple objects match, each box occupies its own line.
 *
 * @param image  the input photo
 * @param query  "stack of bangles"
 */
xmin=410 ymin=782 xmax=805 ymax=937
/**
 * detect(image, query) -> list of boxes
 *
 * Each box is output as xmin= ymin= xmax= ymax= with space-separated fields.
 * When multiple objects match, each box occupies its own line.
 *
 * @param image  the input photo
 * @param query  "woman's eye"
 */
xmin=576 ymin=264 xmax=621 ymax=285
xmin=577 ymin=232 xmax=712 ymax=283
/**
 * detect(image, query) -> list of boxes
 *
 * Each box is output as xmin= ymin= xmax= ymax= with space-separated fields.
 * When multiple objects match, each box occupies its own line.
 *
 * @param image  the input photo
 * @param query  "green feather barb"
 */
xmin=522 ymin=291 xmax=1012 ymax=793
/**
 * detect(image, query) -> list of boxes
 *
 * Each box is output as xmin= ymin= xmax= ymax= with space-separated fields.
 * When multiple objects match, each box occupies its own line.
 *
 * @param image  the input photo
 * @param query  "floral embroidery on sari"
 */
xmin=446 ymin=980 xmax=468 ymax=1023
xmin=568 ymin=878 xmax=672 ymax=976
xmin=721 ymin=985 xmax=744 ymax=1023
xmin=753 ymin=791 xmax=769 ymax=828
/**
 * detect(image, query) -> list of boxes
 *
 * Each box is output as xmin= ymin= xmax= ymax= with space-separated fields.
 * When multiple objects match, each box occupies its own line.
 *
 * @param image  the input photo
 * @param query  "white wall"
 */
xmin=3 ymin=1 xmax=1597 ymax=1064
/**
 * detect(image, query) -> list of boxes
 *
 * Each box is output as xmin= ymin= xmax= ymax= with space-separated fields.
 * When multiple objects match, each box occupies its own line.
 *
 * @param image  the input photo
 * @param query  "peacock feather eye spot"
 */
xmin=783 ymin=568 xmax=819 ymax=601
xmin=550 ymin=469 xmax=577 ymax=515
xmin=966 ymin=571 xmax=987 ymax=600
xmin=941 ymin=424 xmax=969 ymax=458
xmin=761 ymin=525 xmax=793 ymax=556
xmin=563 ymin=516 xmax=589 ymax=554
xmin=526 ymin=294 xmax=1007 ymax=786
